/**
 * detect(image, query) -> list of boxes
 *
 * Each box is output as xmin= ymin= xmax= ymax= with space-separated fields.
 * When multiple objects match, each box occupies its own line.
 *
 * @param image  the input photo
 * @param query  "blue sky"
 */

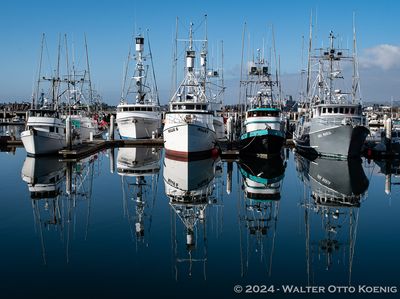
xmin=1 ymin=0 xmax=400 ymax=104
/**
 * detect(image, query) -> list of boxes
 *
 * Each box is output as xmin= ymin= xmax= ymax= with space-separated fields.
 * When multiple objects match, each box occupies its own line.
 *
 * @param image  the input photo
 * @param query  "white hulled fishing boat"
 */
xmin=21 ymin=35 xmax=67 ymax=155
xmin=164 ymin=21 xmax=216 ymax=160
xmin=116 ymin=33 xmax=161 ymax=139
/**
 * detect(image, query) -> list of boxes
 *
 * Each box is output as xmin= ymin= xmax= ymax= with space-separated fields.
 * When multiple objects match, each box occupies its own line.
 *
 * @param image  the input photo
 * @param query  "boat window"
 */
xmin=172 ymin=105 xmax=177 ymax=110
xmin=334 ymin=108 xmax=338 ymax=113
xmin=186 ymin=105 xmax=194 ymax=110
xmin=344 ymin=108 xmax=349 ymax=114
xmin=339 ymin=108 xmax=344 ymax=114
xmin=350 ymin=108 xmax=355 ymax=114
xmin=322 ymin=108 xmax=326 ymax=113
xmin=196 ymin=105 xmax=201 ymax=110
xmin=49 ymin=127 xmax=54 ymax=132
xmin=328 ymin=108 xmax=332 ymax=113
xmin=202 ymin=105 xmax=206 ymax=110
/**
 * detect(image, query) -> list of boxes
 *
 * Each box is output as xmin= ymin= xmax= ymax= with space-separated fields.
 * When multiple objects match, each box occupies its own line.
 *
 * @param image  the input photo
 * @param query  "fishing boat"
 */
xmin=116 ymin=33 xmax=161 ymax=139
xmin=163 ymin=21 xmax=217 ymax=160
xmin=62 ymin=36 xmax=102 ymax=141
xmin=21 ymin=35 xmax=66 ymax=155
xmin=239 ymin=40 xmax=286 ymax=157
xmin=294 ymin=28 xmax=369 ymax=159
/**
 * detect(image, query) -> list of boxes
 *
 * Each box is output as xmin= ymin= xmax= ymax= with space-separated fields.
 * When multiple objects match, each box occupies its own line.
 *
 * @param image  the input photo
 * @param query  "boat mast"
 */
xmin=239 ymin=23 xmax=246 ymax=115
xmin=35 ymin=33 xmax=45 ymax=109
xmin=55 ymin=34 xmax=61 ymax=111
xmin=220 ymin=40 xmax=225 ymax=104
xmin=135 ymin=33 xmax=145 ymax=104
xmin=306 ymin=13 xmax=313 ymax=103
xmin=65 ymin=34 xmax=71 ymax=116
xmin=147 ymin=29 xmax=160 ymax=106
xmin=272 ymin=25 xmax=278 ymax=106
xmin=170 ymin=17 xmax=179 ymax=99
xmin=328 ymin=31 xmax=335 ymax=103
xmin=352 ymin=13 xmax=360 ymax=104
xmin=200 ymin=15 xmax=208 ymax=94
xmin=84 ymin=34 xmax=94 ymax=110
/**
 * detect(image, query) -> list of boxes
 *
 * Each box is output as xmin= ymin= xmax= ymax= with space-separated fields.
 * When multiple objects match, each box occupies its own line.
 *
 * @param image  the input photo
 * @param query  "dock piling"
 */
xmin=108 ymin=115 xmax=115 ymax=141
xmin=66 ymin=116 xmax=72 ymax=149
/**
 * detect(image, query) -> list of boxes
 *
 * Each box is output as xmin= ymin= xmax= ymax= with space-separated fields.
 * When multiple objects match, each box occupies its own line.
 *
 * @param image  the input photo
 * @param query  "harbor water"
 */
xmin=0 ymin=144 xmax=399 ymax=298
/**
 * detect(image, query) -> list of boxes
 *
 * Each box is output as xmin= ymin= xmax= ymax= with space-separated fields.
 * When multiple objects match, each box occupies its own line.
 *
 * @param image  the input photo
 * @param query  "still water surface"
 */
xmin=0 ymin=145 xmax=399 ymax=298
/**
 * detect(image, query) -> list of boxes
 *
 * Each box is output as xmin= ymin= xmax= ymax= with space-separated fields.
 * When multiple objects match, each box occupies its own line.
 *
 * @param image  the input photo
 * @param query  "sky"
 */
xmin=1 ymin=0 xmax=400 ymax=105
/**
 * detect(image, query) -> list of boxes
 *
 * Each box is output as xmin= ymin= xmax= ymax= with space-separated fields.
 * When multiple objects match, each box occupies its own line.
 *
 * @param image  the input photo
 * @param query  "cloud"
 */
xmin=359 ymin=44 xmax=400 ymax=70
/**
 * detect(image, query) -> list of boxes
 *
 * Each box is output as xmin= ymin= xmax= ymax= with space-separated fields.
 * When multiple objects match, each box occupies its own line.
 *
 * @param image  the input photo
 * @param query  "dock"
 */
xmin=0 ymin=136 xmax=296 ymax=160
xmin=59 ymin=138 xmax=164 ymax=160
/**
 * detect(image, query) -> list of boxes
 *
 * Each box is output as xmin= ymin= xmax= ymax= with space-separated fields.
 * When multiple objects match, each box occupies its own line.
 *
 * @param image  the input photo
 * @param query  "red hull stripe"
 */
xmin=165 ymin=149 xmax=213 ymax=161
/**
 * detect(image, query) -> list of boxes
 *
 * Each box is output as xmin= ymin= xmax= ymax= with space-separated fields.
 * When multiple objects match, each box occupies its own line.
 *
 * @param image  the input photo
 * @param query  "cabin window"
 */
xmin=186 ymin=105 xmax=194 ymax=110
xmin=334 ymin=108 xmax=338 ymax=113
xmin=322 ymin=108 xmax=326 ymax=113
xmin=350 ymin=108 xmax=355 ymax=114
xmin=344 ymin=108 xmax=349 ymax=114
xmin=328 ymin=108 xmax=332 ymax=113
xmin=202 ymin=105 xmax=206 ymax=110
xmin=49 ymin=127 xmax=54 ymax=132
xmin=196 ymin=105 xmax=201 ymax=110
xmin=339 ymin=108 xmax=344 ymax=114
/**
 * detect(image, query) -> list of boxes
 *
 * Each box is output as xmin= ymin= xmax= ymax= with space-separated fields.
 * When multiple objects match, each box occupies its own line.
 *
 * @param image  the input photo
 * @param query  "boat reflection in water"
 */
xmin=237 ymin=155 xmax=286 ymax=277
xmin=163 ymin=155 xmax=222 ymax=280
xmin=295 ymin=153 xmax=369 ymax=284
xmin=21 ymin=154 xmax=99 ymax=264
xmin=117 ymin=147 xmax=161 ymax=247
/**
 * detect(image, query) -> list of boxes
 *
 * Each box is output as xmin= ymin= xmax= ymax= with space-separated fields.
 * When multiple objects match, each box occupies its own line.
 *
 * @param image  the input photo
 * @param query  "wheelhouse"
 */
xmin=247 ymin=108 xmax=281 ymax=118
xmin=117 ymin=105 xmax=160 ymax=112
xmin=313 ymin=104 xmax=363 ymax=117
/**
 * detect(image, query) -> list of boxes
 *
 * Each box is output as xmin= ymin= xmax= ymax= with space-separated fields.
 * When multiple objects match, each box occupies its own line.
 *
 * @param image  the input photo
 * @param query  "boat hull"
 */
xmin=163 ymin=121 xmax=216 ymax=161
xmin=21 ymin=129 xmax=66 ymax=156
xmin=296 ymin=125 xmax=369 ymax=159
xmin=116 ymin=114 xmax=161 ymax=139
xmin=239 ymin=129 xmax=284 ymax=157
